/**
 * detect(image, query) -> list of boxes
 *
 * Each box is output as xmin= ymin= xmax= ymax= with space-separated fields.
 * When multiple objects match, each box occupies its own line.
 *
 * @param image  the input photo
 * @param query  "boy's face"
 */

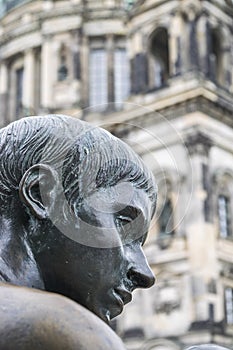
xmin=39 ymin=182 xmax=156 ymax=323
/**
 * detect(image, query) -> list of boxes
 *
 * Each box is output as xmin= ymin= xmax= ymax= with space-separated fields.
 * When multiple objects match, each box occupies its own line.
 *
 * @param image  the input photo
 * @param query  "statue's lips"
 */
xmin=89 ymin=288 xmax=132 ymax=323
xmin=113 ymin=288 xmax=132 ymax=309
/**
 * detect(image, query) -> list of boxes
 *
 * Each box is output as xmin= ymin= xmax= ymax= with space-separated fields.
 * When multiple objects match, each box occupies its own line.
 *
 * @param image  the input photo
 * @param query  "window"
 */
xmin=208 ymin=303 xmax=214 ymax=322
xmin=58 ymin=62 xmax=68 ymax=82
xmin=159 ymin=198 xmax=174 ymax=237
xmin=114 ymin=48 xmax=129 ymax=109
xmin=153 ymin=57 xmax=164 ymax=88
xmin=149 ymin=27 xmax=169 ymax=89
xmin=157 ymin=197 xmax=175 ymax=249
xmin=218 ymin=195 xmax=231 ymax=238
xmin=58 ymin=44 xmax=68 ymax=81
xmin=209 ymin=28 xmax=222 ymax=83
xmin=225 ymin=287 xmax=233 ymax=325
xmin=89 ymin=48 xmax=107 ymax=112
xmin=88 ymin=37 xmax=129 ymax=112
xmin=16 ymin=67 xmax=24 ymax=116
xmin=34 ymin=47 xmax=41 ymax=113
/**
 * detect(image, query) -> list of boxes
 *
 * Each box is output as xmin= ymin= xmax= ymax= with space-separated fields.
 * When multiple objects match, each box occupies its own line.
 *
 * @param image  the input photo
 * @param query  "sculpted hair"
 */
xmin=186 ymin=346 xmax=230 ymax=350
xmin=0 ymin=115 xmax=157 ymax=213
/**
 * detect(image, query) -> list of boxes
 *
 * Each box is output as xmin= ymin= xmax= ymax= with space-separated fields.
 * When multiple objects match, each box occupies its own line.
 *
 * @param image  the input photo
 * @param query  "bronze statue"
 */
xmin=186 ymin=345 xmax=231 ymax=350
xmin=0 ymin=115 xmax=157 ymax=349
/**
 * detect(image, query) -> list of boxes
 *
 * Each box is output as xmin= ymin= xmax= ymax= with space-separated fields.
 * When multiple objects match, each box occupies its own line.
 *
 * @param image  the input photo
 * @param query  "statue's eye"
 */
xmin=115 ymin=215 xmax=133 ymax=227
xmin=115 ymin=216 xmax=134 ymax=242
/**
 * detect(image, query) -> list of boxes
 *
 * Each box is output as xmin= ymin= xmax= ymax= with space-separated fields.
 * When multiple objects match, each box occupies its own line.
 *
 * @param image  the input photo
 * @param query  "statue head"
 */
xmin=186 ymin=345 xmax=230 ymax=350
xmin=0 ymin=115 xmax=157 ymax=323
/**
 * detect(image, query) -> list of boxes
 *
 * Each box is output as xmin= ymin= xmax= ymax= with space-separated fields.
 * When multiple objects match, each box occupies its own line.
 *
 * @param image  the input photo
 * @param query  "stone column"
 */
xmin=0 ymin=62 xmax=8 ymax=94
xmin=80 ymin=35 xmax=89 ymax=110
xmin=41 ymin=37 xmax=54 ymax=111
xmin=34 ymin=47 xmax=41 ymax=113
xmin=189 ymin=19 xmax=198 ymax=70
xmin=231 ymin=39 xmax=233 ymax=93
xmin=196 ymin=14 xmax=208 ymax=76
xmin=0 ymin=62 xmax=9 ymax=124
xmin=221 ymin=26 xmax=232 ymax=88
xmin=180 ymin=0 xmax=201 ymax=72
xmin=23 ymin=49 xmax=35 ymax=114
xmin=169 ymin=12 xmax=182 ymax=76
xmin=185 ymin=132 xmax=217 ymax=323
xmin=72 ymin=30 xmax=81 ymax=81
xmin=107 ymin=34 xmax=114 ymax=108
xmin=130 ymin=32 xmax=148 ymax=94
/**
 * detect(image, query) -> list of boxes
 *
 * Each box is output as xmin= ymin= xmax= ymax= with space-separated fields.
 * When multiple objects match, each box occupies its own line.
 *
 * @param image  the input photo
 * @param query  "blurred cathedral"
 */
xmin=0 ymin=0 xmax=233 ymax=349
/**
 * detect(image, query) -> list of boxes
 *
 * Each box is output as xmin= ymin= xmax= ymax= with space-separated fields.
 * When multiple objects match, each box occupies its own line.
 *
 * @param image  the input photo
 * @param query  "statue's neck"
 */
xmin=0 ymin=214 xmax=44 ymax=290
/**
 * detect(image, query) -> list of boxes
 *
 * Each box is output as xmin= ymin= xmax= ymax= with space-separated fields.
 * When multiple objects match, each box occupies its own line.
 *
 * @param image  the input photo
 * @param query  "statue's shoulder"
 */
xmin=0 ymin=282 xmax=126 ymax=350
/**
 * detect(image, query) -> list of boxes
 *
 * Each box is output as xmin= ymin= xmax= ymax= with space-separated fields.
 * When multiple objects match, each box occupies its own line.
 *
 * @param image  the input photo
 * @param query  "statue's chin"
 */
xmin=77 ymin=286 xmax=129 ymax=324
xmin=92 ymin=307 xmax=111 ymax=324
xmin=103 ymin=310 xmax=111 ymax=324
xmin=91 ymin=305 xmax=121 ymax=325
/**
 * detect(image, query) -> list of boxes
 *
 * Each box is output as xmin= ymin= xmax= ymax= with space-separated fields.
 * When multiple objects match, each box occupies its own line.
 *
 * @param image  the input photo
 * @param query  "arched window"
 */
xmin=149 ymin=27 xmax=169 ymax=90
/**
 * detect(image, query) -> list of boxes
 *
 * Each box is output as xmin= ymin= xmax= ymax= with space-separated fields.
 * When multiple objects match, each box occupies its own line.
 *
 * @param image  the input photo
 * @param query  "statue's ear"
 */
xmin=19 ymin=164 xmax=60 ymax=220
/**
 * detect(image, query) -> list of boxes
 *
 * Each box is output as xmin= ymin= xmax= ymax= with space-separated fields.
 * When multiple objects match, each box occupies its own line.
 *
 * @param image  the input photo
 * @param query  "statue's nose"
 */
xmin=127 ymin=265 xmax=155 ymax=289
xmin=126 ymin=250 xmax=155 ymax=289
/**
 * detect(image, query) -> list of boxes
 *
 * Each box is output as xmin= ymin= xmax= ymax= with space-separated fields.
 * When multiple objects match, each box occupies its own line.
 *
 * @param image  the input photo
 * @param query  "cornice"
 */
xmin=0 ymin=5 xmax=127 ymax=45
xmin=159 ymin=95 xmax=233 ymax=127
xmin=0 ymin=21 xmax=40 ymax=46
xmin=128 ymin=0 xmax=175 ymax=18
xmin=106 ymin=94 xmax=233 ymax=139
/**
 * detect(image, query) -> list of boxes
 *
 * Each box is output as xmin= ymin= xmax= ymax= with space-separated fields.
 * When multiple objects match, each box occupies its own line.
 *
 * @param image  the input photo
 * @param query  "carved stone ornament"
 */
xmin=185 ymin=131 xmax=213 ymax=157
xmin=180 ymin=0 xmax=202 ymax=21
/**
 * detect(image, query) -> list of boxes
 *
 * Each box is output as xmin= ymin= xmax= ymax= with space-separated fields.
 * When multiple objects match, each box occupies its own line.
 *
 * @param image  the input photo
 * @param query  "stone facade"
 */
xmin=0 ymin=0 xmax=233 ymax=349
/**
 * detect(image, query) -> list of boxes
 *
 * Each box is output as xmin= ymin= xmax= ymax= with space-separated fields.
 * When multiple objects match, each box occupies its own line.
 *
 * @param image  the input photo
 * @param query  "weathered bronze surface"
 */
xmin=0 ymin=282 xmax=127 ymax=350
xmin=0 ymin=115 xmax=157 ymax=349
xmin=186 ymin=345 xmax=231 ymax=350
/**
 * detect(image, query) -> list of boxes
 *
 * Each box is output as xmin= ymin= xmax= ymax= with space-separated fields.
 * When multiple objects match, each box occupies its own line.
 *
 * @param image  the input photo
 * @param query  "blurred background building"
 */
xmin=0 ymin=0 xmax=233 ymax=349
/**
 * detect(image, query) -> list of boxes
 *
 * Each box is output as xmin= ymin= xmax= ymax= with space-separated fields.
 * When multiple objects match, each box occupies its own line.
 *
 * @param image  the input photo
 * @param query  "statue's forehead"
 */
xmin=86 ymin=183 xmax=151 ymax=219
